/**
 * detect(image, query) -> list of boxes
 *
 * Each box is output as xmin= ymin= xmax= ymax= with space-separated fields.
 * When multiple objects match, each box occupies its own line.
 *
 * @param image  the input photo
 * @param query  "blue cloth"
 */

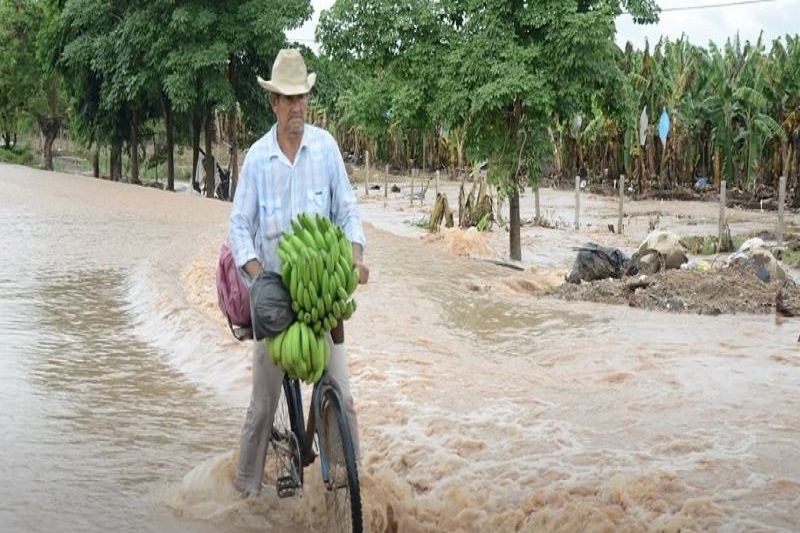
xmin=658 ymin=109 xmax=670 ymax=144
xmin=229 ymin=124 xmax=366 ymax=277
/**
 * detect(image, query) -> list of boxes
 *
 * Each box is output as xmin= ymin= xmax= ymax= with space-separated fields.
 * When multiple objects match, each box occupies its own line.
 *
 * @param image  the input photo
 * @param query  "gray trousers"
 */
xmin=233 ymin=336 xmax=360 ymax=495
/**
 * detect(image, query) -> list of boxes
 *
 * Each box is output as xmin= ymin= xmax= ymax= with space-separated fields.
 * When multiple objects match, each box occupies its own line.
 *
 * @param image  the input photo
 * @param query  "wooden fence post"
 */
xmin=574 ymin=176 xmax=580 ymax=230
xmin=618 ymin=174 xmax=625 ymax=235
xmin=384 ymin=164 xmax=389 ymax=205
xmin=778 ymin=176 xmax=786 ymax=247
xmin=364 ymin=150 xmax=370 ymax=196
xmin=718 ymin=180 xmax=727 ymax=244
xmin=411 ymin=168 xmax=416 ymax=206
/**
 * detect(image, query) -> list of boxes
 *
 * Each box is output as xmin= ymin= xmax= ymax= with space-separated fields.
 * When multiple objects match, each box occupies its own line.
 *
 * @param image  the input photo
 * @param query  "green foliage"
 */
xmin=0 ymin=0 xmax=67 ymax=144
xmin=0 ymin=143 xmax=37 ymax=166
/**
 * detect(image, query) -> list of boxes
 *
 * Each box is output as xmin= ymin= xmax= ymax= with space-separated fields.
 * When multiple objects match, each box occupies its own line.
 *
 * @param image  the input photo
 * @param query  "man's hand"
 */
xmin=355 ymin=259 xmax=370 ymax=284
xmin=243 ymin=259 xmax=265 ymax=281
xmin=352 ymin=243 xmax=369 ymax=284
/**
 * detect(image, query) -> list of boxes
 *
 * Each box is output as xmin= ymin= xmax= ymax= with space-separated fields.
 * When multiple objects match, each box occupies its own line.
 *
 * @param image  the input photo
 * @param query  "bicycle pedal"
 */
xmin=276 ymin=475 xmax=301 ymax=498
xmin=303 ymin=449 xmax=317 ymax=466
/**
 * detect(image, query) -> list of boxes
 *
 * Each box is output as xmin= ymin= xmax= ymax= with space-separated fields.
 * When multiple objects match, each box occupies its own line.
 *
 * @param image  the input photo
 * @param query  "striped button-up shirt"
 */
xmin=229 ymin=124 xmax=366 ymax=278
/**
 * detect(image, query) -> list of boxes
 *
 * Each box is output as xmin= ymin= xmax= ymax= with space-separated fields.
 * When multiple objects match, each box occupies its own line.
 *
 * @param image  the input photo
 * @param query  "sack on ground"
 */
xmin=566 ymin=242 xmax=636 ymax=284
xmin=216 ymin=241 xmax=252 ymax=328
xmin=638 ymin=230 xmax=688 ymax=270
xmin=727 ymin=242 xmax=787 ymax=283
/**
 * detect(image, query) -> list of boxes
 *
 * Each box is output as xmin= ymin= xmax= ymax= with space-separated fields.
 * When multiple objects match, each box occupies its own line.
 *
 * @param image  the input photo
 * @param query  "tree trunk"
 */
xmin=204 ymin=112 xmax=215 ymax=198
xmin=192 ymin=110 xmax=202 ymax=192
xmin=227 ymin=59 xmax=239 ymax=200
xmin=229 ymin=106 xmax=239 ymax=200
xmin=110 ymin=141 xmax=123 ymax=181
xmin=38 ymin=81 xmax=61 ymax=171
xmin=42 ymin=130 xmax=55 ymax=170
xmin=39 ymin=117 xmax=59 ymax=171
xmin=92 ymin=145 xmax=100 ymax=178
xmin=164 ymin=96 xmax=175 ymax=191
xmin=791 ymin=132 xmax=800 ymax=208
xmin=130 ymin=112 xmax=140 ymax=184
xmin=713 ymin=145 xmax=721 ymax=187
xmin=509 ymin=187 xmax=521 ymax=261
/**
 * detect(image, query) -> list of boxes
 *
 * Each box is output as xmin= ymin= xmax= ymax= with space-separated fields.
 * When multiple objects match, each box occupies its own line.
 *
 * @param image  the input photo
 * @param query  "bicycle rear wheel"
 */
xmin=319 ymin=389 xmax=362 ymax=533
xmin=268 ymin=377 xmax=304 ymax=496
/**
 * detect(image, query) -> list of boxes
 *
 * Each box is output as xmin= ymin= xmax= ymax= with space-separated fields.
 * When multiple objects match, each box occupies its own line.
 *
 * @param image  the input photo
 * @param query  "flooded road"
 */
xmin=1 ymin=163 xmax=799 ymax=531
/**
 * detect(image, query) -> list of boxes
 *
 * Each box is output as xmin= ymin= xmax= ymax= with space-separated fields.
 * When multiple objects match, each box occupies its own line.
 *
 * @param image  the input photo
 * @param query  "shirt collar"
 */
xmin=266 ymin=123 xmax=310 ymax=161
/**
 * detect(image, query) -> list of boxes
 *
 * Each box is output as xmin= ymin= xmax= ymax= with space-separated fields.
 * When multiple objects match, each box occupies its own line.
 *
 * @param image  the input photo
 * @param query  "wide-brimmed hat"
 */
xmin=257 ymin=49 xmax=316 ymax=96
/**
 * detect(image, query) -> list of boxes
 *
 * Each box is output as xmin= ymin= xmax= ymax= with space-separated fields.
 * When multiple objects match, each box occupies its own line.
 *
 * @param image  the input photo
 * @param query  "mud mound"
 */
xmin=182 ymin=242 xmax=227 ymax=328
xmin=554 ymin=269 xmax=799 ymax=315
xmin=502 ymin=268 xmax=566 ymax=295
xmin=424 ymin=227 xmax=496 ymax=258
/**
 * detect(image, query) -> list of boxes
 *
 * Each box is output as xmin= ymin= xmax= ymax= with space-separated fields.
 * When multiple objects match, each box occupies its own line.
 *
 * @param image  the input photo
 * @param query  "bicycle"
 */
xmin=269 ymin=368 xmax=363 ymax=533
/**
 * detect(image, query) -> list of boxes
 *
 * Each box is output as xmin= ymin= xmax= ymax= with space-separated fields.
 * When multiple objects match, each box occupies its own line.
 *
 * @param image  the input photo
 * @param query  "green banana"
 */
xmin=342 ymin=299 xmax=356 ymax=320
xmin=299 ymin=323 xmax=310 ymax=376
xmin=299 ymin=213 xmax=315 ymax=233
xmin=321 ymin=270 xmax=330 ymax=300
xmin=336 ymin=265 xmax=348 ymax=291
xmin=314 ymin=253 xmax=324 ymax=289
xmin=267 ymin=338 xmax=279 ymax=366
xmin=348 ymin=266 xmax=359 ymax=294
xmin=323 ymin=292 xmax=333 ymax=314
xmin=290 ymin=219 xmax=304 ymax=238
xmin=337 ymin=286 xmax=349 ymax=301
xmin=307 ymin=278 xmax=317 ymax=304
xmin=290 ymin=267 xmax=299 ymax=301
xmin=311 ymin=334 xmax=325 ymax=381
xmin=280 ymin=325 xmax=294 ymax=377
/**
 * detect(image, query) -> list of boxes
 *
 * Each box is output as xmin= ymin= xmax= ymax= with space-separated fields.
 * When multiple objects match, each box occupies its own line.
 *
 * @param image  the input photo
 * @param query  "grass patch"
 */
xmin=405 ymin=215 xmax=431 ymax=229
xmin=681 ymin=234 xmax=749 ymax=255
xmin=0 ymin=144 xmax=37 ymax=166
xmin=780 ymin=249 xmax=800 ymax=268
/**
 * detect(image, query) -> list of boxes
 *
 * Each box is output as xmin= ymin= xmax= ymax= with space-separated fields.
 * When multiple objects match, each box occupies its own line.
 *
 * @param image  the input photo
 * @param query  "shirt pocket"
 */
xmin=260 ymin=199 xmax=283 ymax=240
xmin=306 ymin=188 xmax=328 ymax=216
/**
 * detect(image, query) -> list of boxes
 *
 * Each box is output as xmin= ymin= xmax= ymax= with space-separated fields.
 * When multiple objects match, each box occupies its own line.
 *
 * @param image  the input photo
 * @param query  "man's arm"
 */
xmin=229 ymin=155 xmax=263 ymax=281
xmin=352 ymin=242 xmax=369 ymax=284
xmin=328 ymin=135 xmax=367 ymax=255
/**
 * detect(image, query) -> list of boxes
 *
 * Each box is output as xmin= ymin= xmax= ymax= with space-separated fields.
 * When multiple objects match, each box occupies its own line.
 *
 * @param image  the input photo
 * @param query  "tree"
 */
xmin=320 ymin=0 xmax=658 ymax=260
xmin=1 ymin=0 xmax=67 ymax=169
xmin=163 ymin=0 xmax=311 ymax=197
xmin=436 ymin=0 xmax=659 ymax=259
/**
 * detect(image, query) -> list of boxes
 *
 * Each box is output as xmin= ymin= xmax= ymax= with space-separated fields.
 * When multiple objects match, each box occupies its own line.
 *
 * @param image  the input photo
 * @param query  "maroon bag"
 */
xmin=216 ymin=241 xmax=252 ymax=339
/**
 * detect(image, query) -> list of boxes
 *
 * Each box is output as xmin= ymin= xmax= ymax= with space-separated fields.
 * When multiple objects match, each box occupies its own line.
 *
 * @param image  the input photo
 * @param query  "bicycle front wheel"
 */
xmin=319 ymin=389 xmax=362 ymax=533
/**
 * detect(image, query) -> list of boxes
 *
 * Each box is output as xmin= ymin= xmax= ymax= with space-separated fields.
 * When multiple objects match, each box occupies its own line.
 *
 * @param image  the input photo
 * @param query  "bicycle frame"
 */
xmin=286 ymin=371 xmax=351 ymax=487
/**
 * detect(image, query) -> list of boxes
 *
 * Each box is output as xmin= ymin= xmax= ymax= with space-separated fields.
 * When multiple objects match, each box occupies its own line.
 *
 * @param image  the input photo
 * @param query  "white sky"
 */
xmin=286 ymin=0 xmax=799 ymax=53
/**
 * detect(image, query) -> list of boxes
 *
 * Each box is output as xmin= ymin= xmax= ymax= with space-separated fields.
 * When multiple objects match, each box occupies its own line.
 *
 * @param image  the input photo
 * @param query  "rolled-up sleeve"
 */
xmin=229 ymin=155 xmax=259 ymax=268
xmin=329 ymin=142 xmax=366 ymax=249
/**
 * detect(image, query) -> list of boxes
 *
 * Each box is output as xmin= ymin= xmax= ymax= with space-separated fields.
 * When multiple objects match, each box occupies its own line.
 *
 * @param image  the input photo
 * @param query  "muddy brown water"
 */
xmin=1 ymin=163 xmax=799 ymax=532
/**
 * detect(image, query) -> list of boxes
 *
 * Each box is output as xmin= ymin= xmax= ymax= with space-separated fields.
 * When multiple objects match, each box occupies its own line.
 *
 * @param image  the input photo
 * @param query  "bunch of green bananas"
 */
xmin=267 ymin=321 xmax=329 ymax=383
xmin=266 ymin=213 xmax=360 ymax=383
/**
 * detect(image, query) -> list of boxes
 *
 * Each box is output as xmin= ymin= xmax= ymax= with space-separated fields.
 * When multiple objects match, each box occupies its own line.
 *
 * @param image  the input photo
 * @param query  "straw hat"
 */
xmin=257 ymin=49 xmax=316 ymax=96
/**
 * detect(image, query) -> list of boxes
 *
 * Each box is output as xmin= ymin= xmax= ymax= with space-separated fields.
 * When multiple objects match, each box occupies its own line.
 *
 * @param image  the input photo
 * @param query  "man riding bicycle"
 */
xmin=229 ymin=49 xmax=369 ymax=496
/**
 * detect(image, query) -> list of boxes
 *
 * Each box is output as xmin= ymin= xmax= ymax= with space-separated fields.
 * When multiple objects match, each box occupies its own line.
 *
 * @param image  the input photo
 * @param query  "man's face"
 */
xmin=271 ymin=93 xmax=308 ymax=135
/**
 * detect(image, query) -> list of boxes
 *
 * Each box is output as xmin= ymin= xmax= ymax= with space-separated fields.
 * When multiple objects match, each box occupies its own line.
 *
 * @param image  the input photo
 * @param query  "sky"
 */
xmin=286 ymin=0 xmax=799 ymax=53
